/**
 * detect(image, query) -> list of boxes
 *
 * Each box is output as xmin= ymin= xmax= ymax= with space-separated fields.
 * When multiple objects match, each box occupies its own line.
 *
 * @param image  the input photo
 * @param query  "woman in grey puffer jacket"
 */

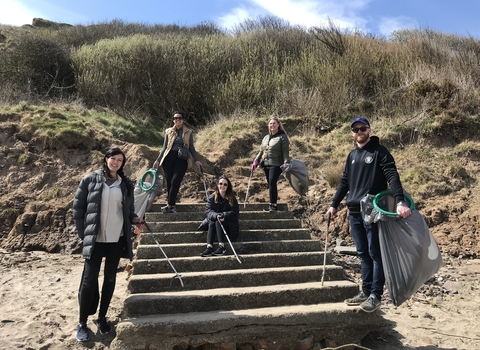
xmin=72 ymin=147 xmax=143 ymax=342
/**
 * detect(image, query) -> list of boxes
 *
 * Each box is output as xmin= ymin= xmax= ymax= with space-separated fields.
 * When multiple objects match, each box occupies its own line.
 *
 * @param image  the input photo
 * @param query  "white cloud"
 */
xmin=0 ymin=0 xmax=44 ymax=26
xmin=217 ymin=0 xmax=372 ymax=32
xmin=378 ymin=16 xmax=417 ymax=37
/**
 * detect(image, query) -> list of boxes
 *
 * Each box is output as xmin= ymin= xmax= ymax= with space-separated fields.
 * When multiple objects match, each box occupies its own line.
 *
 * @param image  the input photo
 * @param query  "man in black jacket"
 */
xmin=327 ymin=116 xmax=411 ymax=312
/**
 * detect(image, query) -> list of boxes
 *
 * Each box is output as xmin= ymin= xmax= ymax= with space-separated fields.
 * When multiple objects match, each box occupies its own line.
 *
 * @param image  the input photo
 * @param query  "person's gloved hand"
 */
xmin=252 ymin=160 xmax=259 ymax=170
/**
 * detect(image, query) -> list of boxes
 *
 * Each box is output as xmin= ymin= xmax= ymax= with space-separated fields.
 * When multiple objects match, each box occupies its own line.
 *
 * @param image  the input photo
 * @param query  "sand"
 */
xmin=1 ymin=249 xmax=479 ymax=350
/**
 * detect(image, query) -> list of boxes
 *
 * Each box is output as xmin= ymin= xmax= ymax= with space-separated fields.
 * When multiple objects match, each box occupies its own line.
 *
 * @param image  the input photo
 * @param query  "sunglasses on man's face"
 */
xmin=173 ymin=117 xmax=183 ymax=120
xmin=351 ymin=126 xmax=369 ymax=133
xmin=218 ymin=182 xmax=228 ymax=187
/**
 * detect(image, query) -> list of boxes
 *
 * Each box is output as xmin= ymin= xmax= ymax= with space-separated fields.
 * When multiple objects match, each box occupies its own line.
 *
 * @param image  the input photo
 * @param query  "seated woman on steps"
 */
xmin=201 ymin=175 xmax=240 ymax=257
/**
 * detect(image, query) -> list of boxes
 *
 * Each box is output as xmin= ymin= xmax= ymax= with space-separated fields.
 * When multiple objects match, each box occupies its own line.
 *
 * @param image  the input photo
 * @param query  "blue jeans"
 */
xmin=349 ymin=213 xmax=384 ymax=300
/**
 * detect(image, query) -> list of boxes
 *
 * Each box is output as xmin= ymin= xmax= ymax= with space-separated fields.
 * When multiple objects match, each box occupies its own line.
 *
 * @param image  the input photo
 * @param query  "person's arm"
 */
xmin=72 ymin=176 xmax=89 ymax=239
xmin=281 ymin=134 xmax=290 ymax=163
xmin=222 ymin=197 xmax=239 ymax=222
xmin=380 ymin=149 xmax=412 ymax=218
xmin=206 ymin=195 xmax=220 ymax=221
xmin=188 ymin=133 xmax=199 ymax=161
xmin=252 ymin=135 xmax=267 ymax=169
xmin=153 ymin=133 xmax=168 ymax=167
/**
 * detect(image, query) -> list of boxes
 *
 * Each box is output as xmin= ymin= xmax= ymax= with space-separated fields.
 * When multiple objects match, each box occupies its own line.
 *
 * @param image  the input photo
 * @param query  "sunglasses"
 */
xmin=351 ymin=126 xmax=369 ymax=133
xmin=173 ymin=117 xmax=183 ymax=120
xmin=218 ymin=182 xmax=228 ymax=186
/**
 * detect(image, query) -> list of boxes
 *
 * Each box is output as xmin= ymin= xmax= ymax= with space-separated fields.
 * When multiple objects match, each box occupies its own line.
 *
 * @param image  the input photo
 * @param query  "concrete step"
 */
xmin=138 ymin=228 xmax=312 ymax=244
xmin=149 ymin=203 xmax=289 ymax=212
xmin=112 ymin=303 xmax=382 ymax=350
xmin=146 ymin=210 xmax=295 ymax=222
xmin=128 ymin=265 xmax=347 ymax=293
xmin=132 ymin=252 xmax=332 ymax=274
xmin=136 ymin=240 xmax=322 ymax=259
xmin=145 ymin=218 xmax=302 ymax=232
xmin=123 ymin=280 xmax=360 ymax=317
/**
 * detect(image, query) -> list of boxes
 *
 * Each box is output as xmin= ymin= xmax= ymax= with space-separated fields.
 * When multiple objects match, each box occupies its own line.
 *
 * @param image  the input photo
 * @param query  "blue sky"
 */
xmin=2 ymin=0 xmax=480 ymax=39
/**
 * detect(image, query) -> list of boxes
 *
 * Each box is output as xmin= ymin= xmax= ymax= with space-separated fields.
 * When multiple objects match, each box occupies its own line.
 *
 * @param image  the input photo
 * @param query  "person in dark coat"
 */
xmin=72 ymin=147 xmax=143 ymax=342
xmin=201 ymin=175 xmax=240 ymax=257
xmin=327 ymin=117 xmax=411 ymax=313
xmin=252 ymin=117 xmax=290 ymax=212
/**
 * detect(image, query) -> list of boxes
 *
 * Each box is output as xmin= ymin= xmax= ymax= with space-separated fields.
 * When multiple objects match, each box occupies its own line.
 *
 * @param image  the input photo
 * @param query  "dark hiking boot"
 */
xmin=263 ymin=204 xmax=278 ymax=212
xmin=344 ymin=291 xmax=368 ymax=305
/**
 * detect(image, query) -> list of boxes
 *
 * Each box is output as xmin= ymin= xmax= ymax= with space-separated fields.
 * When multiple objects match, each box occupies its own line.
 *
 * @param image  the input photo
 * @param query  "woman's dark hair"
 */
xmin=214 ymin=175 xmax=235 ymax=206
xmin=103 ymin=147 xmax=134 ymax=196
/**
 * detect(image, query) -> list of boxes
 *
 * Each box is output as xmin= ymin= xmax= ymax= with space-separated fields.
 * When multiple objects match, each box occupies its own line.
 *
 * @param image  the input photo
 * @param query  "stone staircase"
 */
xmin=110 ymin=203 xmax=381 ymax=350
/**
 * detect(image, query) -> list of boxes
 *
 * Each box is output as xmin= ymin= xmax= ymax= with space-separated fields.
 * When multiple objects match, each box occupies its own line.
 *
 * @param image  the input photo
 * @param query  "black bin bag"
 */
xmin=360 ymin=190 xmax=442 ymax=306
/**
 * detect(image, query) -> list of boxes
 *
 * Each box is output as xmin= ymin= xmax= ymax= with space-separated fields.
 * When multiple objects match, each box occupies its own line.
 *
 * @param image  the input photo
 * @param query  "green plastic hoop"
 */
xmin=139 ymin=168 xmax=157 ymax=192
xmin=373 ymin=190 xmax=415 ymax=216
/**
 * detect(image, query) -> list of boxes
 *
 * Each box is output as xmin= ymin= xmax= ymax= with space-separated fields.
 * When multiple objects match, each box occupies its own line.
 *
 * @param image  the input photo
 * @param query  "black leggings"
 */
xmin=207 ymin=221 xmax=225 ymax=245
xmin=78 ymin=241 xmax=123 ymax=323
xmin=264 ymin=166 xmax=283 ymax=204
xmin=162 ymin=151 xmax=188 ymax=206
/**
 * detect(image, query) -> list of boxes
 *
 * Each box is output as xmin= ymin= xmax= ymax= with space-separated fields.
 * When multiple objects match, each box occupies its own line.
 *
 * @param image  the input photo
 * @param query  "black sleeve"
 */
xmin=188 ymin=133 xmax=199 ymax=162
xmin=331 ymin=159 xmax=349 ymax=208
xmin=380 ymin=149 xmax=405 ymax=204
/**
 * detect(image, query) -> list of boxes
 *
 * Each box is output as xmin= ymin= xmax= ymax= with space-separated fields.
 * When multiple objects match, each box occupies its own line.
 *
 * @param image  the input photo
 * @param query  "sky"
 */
xmin=2 ymin=0 xmax=480 ymax=39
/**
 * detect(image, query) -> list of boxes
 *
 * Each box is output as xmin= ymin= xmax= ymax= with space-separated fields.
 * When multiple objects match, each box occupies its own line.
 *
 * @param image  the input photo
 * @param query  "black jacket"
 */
xmin=206 ymin=193 xmax=240 ymax=239
xmin=331 ymin=136 xmax=406 ymax=214
xmin=72 ymin=169 xmax=137 ymax=260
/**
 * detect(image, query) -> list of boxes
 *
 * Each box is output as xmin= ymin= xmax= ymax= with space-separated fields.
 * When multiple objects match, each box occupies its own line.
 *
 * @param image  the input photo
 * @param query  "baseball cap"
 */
xmin=350 ymin=116 xmax=370 ymax=127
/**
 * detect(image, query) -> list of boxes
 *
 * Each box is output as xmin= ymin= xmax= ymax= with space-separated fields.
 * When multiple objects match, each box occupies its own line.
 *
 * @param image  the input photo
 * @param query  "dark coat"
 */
xmin=206 ymin=193 xmax=240 ymax=240
xmin=72 ymin=169 xmax=137 ymax=260
xmin=331 ymin=136 xmax=406 ymax=214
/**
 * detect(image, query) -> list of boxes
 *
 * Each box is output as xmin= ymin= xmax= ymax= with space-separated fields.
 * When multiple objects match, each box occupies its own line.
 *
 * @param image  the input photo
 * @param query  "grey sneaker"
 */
xmin=360 ymin=294 xmax=381 ymax=312
xmin=75 ymin=322 xmax=89 ymax=342
xmin=344 ymin=291 xmax=368 ymax=305
xmin=94 ymin=317 xmax=111 ymax=335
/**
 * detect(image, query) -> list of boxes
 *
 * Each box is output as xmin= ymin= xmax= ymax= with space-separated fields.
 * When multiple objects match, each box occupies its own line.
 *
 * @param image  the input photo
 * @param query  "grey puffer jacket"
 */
xmin=72 ymin=169 xmax=137 ymax=260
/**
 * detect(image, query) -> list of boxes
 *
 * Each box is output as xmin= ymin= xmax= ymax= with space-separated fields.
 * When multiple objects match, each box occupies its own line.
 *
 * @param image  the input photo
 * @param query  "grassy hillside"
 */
xmin=0 ymin=18 xmax=479 ymax=257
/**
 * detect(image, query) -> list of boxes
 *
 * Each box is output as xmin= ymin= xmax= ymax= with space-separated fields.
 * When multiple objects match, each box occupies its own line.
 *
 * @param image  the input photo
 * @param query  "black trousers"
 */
xmin=207 ymin=221 xmax=226 ymax=245
xmin=162 ymin=151 xmax=188 ymax=206
xmin=78 ymin=241 xmax=123 ymax=323
xmin=264 ymin=165 xmax=283 ymax=204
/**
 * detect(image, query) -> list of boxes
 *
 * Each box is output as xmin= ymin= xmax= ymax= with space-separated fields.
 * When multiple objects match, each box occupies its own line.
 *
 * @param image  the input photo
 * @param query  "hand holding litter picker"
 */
xmin=143 ymin=222 xmax=185 ymax=287
xmin=218 ymin=219 xmax=244 ymax=264
xmin=321 ymin=213 xmax=331 ymax=286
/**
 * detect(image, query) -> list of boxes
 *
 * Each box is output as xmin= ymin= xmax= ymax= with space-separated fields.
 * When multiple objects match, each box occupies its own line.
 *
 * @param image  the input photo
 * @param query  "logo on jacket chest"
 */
xmin=365 ymin=156 xmax=373 ymax=164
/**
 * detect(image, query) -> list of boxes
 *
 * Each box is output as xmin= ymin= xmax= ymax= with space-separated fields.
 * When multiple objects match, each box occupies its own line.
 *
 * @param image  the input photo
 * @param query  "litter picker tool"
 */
xmin=199 ymin=165 xmax=208 ymax=201
xmin=244 ymin=167 xmax=253 ymax=208
xmin=321 ymin=213 xmax=331 ymax=286
xmin=143 ymin=222 xmax=185 ymax=287
xmin=218 ymin=218 xmax=244 ymax=264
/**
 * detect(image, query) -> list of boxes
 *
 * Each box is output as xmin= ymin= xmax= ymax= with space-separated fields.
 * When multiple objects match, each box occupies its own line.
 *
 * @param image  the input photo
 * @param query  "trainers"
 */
xmin=263 ymin=204 xmax=278 ymax=212
xmin=94 ymin=317 xmax=111 ymax=335
xmin=360 ymin=294 xmax=381 ymax=313
xmin=212 ymin=246 xmax=227 ymax=256
xmin=344 ymin=291 xmax=369 ymax=305
xmin=75 ymin=322 xmax=89 ymax=342
xmin=161 ymin=205 xmax=176 ymax=214
xmin=201 ymin=247 xmax=214 ymax=257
